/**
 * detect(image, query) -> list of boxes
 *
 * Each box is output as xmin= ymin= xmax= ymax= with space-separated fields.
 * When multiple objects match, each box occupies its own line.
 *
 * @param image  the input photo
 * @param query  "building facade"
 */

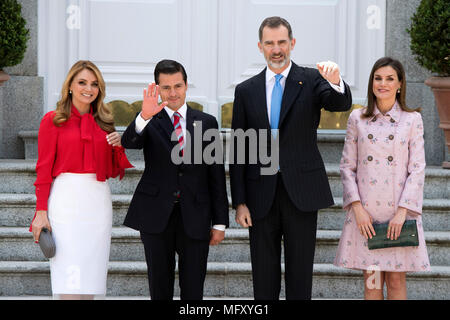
xmin=0 ymin=0 xmax=446 ymax=166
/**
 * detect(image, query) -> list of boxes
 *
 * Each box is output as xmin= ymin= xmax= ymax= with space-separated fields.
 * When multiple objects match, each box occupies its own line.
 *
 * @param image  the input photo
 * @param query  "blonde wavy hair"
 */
xmin=53 ymin=60 xmax=115 ymax=133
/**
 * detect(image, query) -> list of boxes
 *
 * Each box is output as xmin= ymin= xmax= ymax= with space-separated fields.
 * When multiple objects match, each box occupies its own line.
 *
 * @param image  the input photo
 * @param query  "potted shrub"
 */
xmin=408 ymin=0 xmax=450 ymax=168
xmin=0 ymin=0 xmax=29 ymax=86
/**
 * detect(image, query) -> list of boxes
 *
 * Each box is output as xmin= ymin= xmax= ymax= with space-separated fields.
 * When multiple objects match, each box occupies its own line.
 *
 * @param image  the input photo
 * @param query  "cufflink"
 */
xmin=298 ymin=82 xmax=303 ymax=85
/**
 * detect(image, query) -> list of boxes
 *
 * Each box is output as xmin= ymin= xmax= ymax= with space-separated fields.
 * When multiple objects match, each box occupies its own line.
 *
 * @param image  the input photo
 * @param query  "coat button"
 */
xmin=178 ymin=172 xmax=183 ymax=177
xmin=389 ymin=135 xmax=394 ymax=140
xmin=390 ymin=118 xmax=395 ymax=123
xmin=368 ymin=134 xmax=373 ymax=139
xmin=368 ymin=156 xmax=373 ymax=161
xmin=388 ymin=156 xmax=393 ymax=162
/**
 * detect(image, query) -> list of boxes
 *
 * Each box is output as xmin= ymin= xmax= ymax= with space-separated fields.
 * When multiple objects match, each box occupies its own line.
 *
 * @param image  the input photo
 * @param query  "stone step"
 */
xmin=19 ymin=130 xmax=346 ymax=163
xmin=320 ymin=198 xmax=450 ymax=231
xmin=0 ymin=261 xmax=448 ymax=299
xmin=2 ymin=227 xmax=449 ymax=266
xmin=1 ymin=160 xmax=449 ymax=199
xmin=1 ymin=193 xmax=449 ymax=231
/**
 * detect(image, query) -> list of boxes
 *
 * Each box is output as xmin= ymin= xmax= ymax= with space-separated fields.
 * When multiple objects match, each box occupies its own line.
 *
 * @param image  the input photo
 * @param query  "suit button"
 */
xmin=368 ymin=134 xmax=373 ymax=139
xmin=388 ymin=156 xmax=393 ymax=162
xmin=390 ymin=118 xmax=395 ymax=123
xmin=178 ymin=172 xmax=183 ymax=177
xmin=368 ymin=156 xmax=373 ymax=161
xmin=389 ymin=135 xmax=394 ymax=140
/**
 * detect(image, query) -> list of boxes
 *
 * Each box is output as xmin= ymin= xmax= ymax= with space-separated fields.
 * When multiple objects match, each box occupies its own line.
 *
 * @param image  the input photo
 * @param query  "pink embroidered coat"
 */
xmin=334 ymin=102 xmax=431 ymax=272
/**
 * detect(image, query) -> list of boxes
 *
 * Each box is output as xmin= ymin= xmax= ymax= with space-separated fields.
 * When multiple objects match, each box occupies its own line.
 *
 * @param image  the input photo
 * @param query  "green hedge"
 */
xmin=408 ymin=0 xmax=450 ymax=76
xmin=0 ymin=0 xmax=29 ymax=69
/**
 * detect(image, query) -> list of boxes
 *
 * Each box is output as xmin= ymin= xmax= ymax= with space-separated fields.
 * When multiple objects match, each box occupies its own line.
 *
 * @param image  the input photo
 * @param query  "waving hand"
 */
xmin=141 ymin=83 xmax=168 ymax=120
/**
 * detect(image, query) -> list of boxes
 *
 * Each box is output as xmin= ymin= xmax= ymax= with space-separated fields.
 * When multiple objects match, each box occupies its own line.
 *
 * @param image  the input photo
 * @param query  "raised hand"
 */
xmin=141 ymin=83 xmax=168 ymax=120
xmin=317 ymin=61 xmax=341 ymax=85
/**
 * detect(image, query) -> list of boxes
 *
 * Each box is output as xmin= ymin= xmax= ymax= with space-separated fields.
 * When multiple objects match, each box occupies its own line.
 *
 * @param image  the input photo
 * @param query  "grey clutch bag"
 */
xmin=39 ymin=228 xmax=56 ymax=258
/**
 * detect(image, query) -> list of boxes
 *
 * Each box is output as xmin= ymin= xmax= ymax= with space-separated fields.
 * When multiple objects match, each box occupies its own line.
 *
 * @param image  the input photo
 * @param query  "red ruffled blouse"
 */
xmin=33 ymin=105 xmax=133 ymax=215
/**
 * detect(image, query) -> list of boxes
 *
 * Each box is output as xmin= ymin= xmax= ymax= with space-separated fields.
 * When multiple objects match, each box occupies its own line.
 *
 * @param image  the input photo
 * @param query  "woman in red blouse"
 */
xmin=30 ymin=60 xmax=132 ymax=299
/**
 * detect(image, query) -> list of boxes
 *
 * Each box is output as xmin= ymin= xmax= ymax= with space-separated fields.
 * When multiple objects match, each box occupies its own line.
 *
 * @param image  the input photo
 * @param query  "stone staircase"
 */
xmin=1 ymin=133 xmax=450 ymax=299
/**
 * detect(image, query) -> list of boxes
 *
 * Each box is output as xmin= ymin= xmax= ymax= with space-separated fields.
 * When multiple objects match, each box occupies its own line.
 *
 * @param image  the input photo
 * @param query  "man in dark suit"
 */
xmin=121 ymin=60 xmax=229 ymax=300
xmin=230 ymin=17 xmax=352 ymax=300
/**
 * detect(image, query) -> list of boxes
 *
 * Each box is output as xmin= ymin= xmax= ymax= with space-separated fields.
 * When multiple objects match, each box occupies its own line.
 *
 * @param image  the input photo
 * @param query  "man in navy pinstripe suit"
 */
xmin=230 ymin=17 xmax=352 ymax=300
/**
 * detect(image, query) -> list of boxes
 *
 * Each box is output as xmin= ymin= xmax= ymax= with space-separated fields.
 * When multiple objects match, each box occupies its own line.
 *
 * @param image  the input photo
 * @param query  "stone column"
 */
xmin=386 ymin=0 xmax=446 ymax=166
xmin=0 ymin=0 xmax=44 ymax=159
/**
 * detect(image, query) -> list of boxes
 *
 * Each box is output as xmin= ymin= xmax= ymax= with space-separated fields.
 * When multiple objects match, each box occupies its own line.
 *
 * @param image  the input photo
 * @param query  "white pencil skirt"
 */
xmin=47 ymin=173 xmax=112 ymax=295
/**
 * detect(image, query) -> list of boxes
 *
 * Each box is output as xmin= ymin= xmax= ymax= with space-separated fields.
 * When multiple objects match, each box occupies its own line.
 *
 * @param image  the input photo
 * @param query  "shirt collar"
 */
xmin=165 ymin=103 xmax=187 ymax=121
xmin=71 ymin=104 xmax=93 ymax=118
xmin=265 ymin=61 xmax=292 ymax=83
xmin=371 ymin=101 xmax=401 ymax=123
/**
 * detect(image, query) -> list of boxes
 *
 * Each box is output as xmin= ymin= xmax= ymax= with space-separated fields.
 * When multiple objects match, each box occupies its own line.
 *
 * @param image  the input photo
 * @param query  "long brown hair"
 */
xmin=363 ymin=57 xmax=420 ymax=118
xmin=53 ymin=60 xmax=115 ymax=133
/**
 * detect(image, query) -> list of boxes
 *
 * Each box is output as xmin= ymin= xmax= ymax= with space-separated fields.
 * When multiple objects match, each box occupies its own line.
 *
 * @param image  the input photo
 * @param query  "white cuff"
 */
xmin=135 ymin=112 xmax=152 ymax=134
xmin=328 ymin=76 xmax=345 ymax=94
xmin=212 ymin=224 xmax=226 ymax=231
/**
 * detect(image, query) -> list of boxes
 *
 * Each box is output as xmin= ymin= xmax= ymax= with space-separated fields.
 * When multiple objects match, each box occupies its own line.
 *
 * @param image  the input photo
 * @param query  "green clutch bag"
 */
xmin=368 ymin=220 xmax=419 ymax=250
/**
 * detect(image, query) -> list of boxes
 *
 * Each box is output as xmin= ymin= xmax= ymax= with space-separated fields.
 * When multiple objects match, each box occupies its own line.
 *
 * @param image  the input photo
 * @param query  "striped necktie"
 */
xmin=173 ymin=111 xmax=184 ymax=156
xmin=270 ymin=74 xmax=283 ymax=137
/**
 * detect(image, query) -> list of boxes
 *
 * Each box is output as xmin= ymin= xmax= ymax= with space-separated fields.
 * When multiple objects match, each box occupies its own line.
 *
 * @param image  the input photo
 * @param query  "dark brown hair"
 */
xmin=154 ymin=59 xmax=187 ymax=85
xmin=363 ymin=57 xmax=420 ymax=118
xmin=258 ymin=16 xmax=293 ymax=41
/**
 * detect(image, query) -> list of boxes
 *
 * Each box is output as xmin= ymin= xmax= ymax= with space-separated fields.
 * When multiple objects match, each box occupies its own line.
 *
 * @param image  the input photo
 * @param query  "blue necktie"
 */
xmin=270 ymin=74 xmax=283 ymax=137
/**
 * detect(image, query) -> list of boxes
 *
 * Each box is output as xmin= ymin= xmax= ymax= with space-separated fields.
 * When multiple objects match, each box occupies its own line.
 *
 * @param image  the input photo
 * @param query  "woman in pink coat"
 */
xmin=334 ymin=57 xmax=430 ymax=300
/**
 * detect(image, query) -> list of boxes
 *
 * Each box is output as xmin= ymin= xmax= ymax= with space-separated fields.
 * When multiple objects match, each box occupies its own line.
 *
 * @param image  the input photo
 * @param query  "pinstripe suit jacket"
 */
xmin=230 ymin=62 xmax=352 ymax=220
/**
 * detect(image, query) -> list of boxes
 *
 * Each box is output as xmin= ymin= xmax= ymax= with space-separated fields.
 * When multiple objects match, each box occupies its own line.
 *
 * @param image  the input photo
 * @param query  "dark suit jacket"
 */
xmin=121 ymin=105 xmax=229 ymax=240
xmin=230 ymin=62 xmax=352 ymax=220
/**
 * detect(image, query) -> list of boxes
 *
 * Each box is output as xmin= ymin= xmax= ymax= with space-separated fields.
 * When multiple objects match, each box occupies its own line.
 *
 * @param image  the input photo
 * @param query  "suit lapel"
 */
xmin=279 ymin=62 xmax=305 ymax=128
xmin=251 ymin=68 xmax=271 ymax=130
xmin=185 ymin=104 xmax=197 ymax=142
xmin=185 ymin=105 xmax=199 ymax=164
xmin=154 ymin=109 xmax=176 ymax=149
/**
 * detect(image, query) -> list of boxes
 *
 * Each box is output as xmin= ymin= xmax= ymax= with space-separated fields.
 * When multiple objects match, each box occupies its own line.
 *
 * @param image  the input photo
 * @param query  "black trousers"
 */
xmin=249 ymin=173 xmax=318 ymax=300
xmin=140 ymin=203 xmax=210 ymax=300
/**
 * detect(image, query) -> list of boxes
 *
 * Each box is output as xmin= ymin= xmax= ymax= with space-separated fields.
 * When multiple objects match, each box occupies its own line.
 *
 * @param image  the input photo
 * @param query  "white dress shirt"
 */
xmin=134 ymin=104 xmax=226 ymax=232
xmin=135 ymin=103 xmax=187 ymax=136
xmin=265 ymin=61 xmax=345 ymax=126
